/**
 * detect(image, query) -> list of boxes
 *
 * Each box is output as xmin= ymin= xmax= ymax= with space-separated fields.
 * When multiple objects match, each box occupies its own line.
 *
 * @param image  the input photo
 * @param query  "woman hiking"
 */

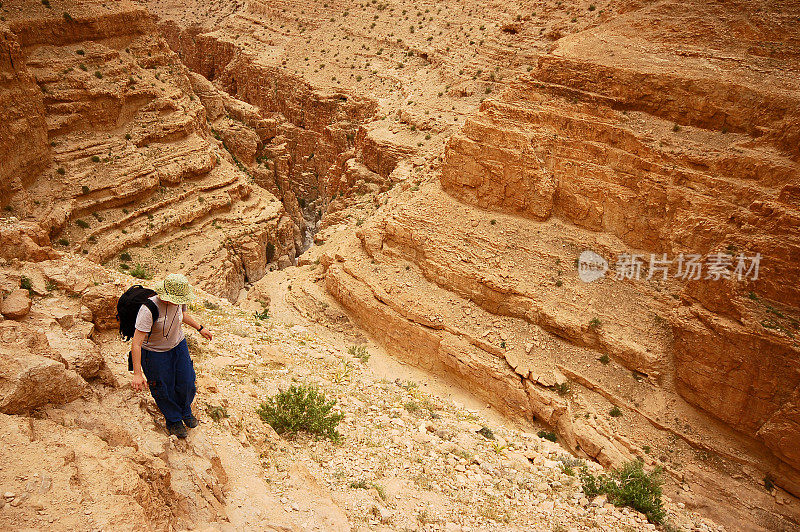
xmin=130 ymin=273 xmax=212 ymax=438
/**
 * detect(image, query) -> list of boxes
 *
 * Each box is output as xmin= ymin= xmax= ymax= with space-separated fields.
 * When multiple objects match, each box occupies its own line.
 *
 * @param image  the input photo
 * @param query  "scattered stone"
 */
xmin=1 ymin=289 xmax=31 ymax=319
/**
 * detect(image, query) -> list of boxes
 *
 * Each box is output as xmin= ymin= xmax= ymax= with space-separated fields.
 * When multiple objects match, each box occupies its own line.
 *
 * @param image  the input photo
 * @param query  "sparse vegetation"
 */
xmin=580 ymin=460 xmax=666 ymax=524
xmin=537 ymin=430 xmax=557 ymax=442
xmin=206 ymin=404 xmax=229 ymax=422
xmin=91 ymin=156 xmax=100 ymax=163
xmin=20 ymin=276 xmax=33 ymax=292
xmin=477 ymin=426 xmax=495 ymax=440
xmin=256 ymin=384 xmax=343 ymax=441
xmin=254 ymin=307 xmax=270 ymax=320
xmin=120 ymin=251 xmax=132 ymax=262
xmin=599 ymin=353 xmax=611 ymax=365
xmin=588 ymin=317 xmax=602 ymax=330
xmin=609 ymin=405 xmax=623 ymax=417
xmin=129 ymin=263 xmax=152 ymax=279
xmin=75 ymin=219 xmax=89 ymax=228
xmin=553 ymin=381 xmax=570 ymax=396
xmin=348 ymin=344 xmax=370 ymax=363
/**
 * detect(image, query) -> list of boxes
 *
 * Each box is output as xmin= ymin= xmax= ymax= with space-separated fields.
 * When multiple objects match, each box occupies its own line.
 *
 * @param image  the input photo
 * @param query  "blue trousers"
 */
xmin=142 ymin=339 xmax=196 ymax=424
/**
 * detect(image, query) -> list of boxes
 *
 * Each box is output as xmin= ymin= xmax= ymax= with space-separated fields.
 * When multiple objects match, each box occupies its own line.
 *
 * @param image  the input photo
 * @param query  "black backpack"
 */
xmin=116 ymin=285 xmax=159 ymax=341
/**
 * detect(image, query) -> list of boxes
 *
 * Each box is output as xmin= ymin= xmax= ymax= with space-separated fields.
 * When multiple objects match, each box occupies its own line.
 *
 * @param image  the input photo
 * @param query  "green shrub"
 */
xmin=120 ymin=251 xmax=132 ymax=262
xmin=348 ymin=345 xmax=370 ymax=363
xmin=553 ymin=382 xmax=570 ymax=396
xmin=599 ymin=353 xmax=611 ymax=365
xmin=58 ymin=238 xmax=70 ymax=246
xmin=256 ymin=384 xmax=343 ymax=441
xmin=129 ymin=263 xmax=151 ymax=279
xmin=537 ymin=430 xmax=557 ymax=442
xmin=91 ymin=155 xmax=100 ymax=163
xmin=75 ymin=219 xmax=89 ymax=228
xmin=588 ymin=317 xmax=602 ymax=330
xmin=20 ymin=276 xmax=33 ymax=291
xmin=580 ymin=460 xmax=666 ymax=524
xmin=254 ymin=307 xmax=270 ymax=320
xmin=477 ymin=426 xmax=495 ymax=440
xmin=610 ymin=406 xmax=623 ymax=417
xmin=206 ymin=404 xmax=229 ymax=422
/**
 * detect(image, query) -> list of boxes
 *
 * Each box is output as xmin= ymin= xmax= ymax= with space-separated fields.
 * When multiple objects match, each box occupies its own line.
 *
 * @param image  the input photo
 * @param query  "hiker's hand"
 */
xmin=200 ymin=328 xmax=213 ymax=341
xmin=132 ymin=373 xmax=148 ymax=391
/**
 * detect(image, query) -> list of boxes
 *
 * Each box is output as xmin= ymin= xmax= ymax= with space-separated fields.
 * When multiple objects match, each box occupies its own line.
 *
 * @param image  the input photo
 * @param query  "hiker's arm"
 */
xmin=183 ymin=311 xmax=212 ymax=340
xmin=131 ymin=329 xmax=148 ymax=391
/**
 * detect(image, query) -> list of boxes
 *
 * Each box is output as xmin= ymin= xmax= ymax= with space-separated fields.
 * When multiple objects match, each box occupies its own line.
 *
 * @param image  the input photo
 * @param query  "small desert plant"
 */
xmin=599 ymin=353 xmax=611 ymax=365
xmin=206 ymin=404 xmax=229 ymax=422
xmin=203 ymin=300 xmax=220 ymax=310
xmin=75 ymin=219 xmax=89 ymax=228
xmin=129 ymin=263 xmax=151 ymax=279
xmin=538 ymin=430 xmax=557 ymax=442
xmin=588 ymin=317 xmax=602 ymax=330
xmin=20 ymin=276 xmax=33 ymax=291
xmin=553 ymin=382 xmax=570 ymax=396
xmin=348 ymin=345 xmax=370 ymax=363
xmin=404 ymin=400 xmax=420 ymax=413
xmin=580 ymin=460 xmax=666 ymax=524
xmin=477 ymin=426 xmax=495 ymax=440
xmin=91 ymin=155 xmax=100 ymax=163
xmin=57 ymin=167 xmax=65 ymax=175
xmin=254 ymin=307 xmax=270 ymax=320
xmin=609 ymin=405 xmax=623 ymax=417
xmin=120 ymin=251 xmax=132 ymax=262
xmin=256 ymin=384 xmax=343 ymax=441
xmin=57 ymin=238 xmax=70 ymax=246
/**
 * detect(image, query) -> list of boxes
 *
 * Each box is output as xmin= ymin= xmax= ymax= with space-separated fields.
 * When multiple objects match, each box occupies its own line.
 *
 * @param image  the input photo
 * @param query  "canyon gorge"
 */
xmin=0 ymin=0 xmax=798 ymax=530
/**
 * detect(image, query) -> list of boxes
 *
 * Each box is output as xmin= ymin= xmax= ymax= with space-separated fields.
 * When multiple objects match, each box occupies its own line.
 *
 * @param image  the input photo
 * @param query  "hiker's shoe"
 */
xmin=183 ymin=415 xmax=199 ymax=429
xmin=167 ymin=421 xmax=188 ymax=439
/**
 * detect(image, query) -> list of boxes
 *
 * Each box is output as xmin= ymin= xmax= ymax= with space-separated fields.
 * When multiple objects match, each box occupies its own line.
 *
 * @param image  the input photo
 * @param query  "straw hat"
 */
xmin=155 ymin=273 xmax=194 ymax=305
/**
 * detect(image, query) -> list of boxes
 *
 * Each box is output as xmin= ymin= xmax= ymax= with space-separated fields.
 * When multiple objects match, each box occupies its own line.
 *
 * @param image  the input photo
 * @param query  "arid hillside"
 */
xmin=0 ymin=0 xmax=799 ymax=530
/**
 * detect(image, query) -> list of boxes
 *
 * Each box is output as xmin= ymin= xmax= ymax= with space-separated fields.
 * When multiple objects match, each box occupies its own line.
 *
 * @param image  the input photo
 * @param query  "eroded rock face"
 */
xmin=0 ymin=26 xmax=49 ymax=209
xmin=318 ymin=0 xmax=800 ymax=527
xmin=0 ymin=2 xmax=300 ymax=301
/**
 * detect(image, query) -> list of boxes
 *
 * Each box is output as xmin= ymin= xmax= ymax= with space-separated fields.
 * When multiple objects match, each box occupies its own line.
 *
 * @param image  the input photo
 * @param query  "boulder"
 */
xmin=1 ymin=289 xmax=31 ymax=319
xmin=0 ymin=350 xmax=87 ymax=413
xmin=81 ymin=283 xmax=122 ymax=330
xmin=46 ymin=330 xmax=104 ymax=380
